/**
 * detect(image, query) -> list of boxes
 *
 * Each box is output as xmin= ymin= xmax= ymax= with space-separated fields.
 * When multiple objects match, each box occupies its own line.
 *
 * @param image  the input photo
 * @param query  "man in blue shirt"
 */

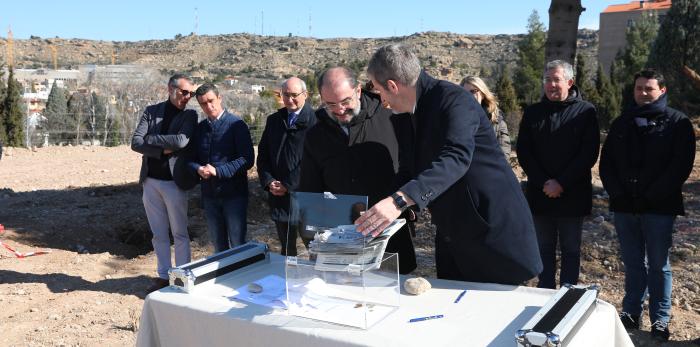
xmin=190 ymin=83 xmax=254 ymax=252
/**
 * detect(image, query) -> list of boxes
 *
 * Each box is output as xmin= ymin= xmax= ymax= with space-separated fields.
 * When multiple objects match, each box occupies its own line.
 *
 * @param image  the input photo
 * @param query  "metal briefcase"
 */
xmin=168 ymin=241 xmax=269 ymax=293
xmin=515 ymin=284 xmax=599 ymax=347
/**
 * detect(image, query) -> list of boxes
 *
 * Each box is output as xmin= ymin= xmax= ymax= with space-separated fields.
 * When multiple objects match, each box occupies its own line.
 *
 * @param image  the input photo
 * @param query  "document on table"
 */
xmin=230 ymin=274 xmax=287 ymax=309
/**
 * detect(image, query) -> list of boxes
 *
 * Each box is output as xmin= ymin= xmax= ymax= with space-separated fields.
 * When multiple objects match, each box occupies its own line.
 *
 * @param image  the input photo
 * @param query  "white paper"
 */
xmin=230 ymin=274 xmax=287 ymax=309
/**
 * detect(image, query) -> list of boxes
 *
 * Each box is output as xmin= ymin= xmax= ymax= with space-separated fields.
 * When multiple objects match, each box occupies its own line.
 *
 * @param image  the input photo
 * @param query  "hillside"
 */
xmin=1 ymin=30 xmax=598 ymax=83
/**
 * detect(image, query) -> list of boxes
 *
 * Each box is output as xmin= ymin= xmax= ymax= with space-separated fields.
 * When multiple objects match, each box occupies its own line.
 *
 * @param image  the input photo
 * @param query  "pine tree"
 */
xmin=514 ymin=10 xmax=547 ymax=108
xmin=495 ymin=66 xmax=522 ymax=140
xmin=495 ymin=67 xmax=519 ymax=114
xmin=2 ymin=68 xmax=25 ymax=147
xmin=44 ymin=80 xmax=70 ymax=144
xmin=611 ymin=12 xmax=659 ymax=108
xmin=574 ymin=54 xmax=598 ymax=101
xmin=0 ymin=66 xmax=6 ymax=144
xmin=648 ymin=0 xmax=700 ymax=115
xmin=594 ymin=65 xmax=621 ymax=129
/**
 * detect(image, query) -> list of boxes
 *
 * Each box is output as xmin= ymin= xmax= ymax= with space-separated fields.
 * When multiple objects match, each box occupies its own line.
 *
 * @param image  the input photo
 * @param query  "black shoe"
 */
xmin=146 ymin=278 xmax=170 ymax=294
xmin=619 ymin=312 xmax=640 ymax=330
xmin=650 ymin=320 xmax=670 ymax=342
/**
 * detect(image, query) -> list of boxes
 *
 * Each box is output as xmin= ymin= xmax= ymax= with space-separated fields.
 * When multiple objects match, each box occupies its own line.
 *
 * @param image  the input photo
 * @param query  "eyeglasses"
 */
xmin=282 ymin=91 xmax=306 ymax=99
xmin=542 ymin=77 xmax=568 ymax=84
xmin=176 ymin=87 xmax=196 ymax=97
xmin=323 ymin=90 xmax=358 ymax=111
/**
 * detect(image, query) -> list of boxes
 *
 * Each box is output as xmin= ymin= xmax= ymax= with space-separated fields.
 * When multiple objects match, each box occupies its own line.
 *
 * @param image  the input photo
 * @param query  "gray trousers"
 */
xmin=142 ymin=178 xmax=191 ymax=279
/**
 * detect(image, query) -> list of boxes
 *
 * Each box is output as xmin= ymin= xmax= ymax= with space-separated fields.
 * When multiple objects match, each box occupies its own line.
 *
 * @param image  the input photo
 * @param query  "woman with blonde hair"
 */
xmin=460 ymin=76 xmax=511 ymax=158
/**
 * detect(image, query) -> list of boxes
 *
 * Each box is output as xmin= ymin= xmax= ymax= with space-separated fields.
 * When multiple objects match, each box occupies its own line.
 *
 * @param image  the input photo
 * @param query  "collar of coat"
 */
xmin=283 ymin=101 xmax=315 ymax=128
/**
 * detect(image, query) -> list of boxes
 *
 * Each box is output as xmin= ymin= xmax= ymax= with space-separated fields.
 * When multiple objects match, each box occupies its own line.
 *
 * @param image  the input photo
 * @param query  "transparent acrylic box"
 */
xmin=285 ymin=192 xmax=401 ymax=329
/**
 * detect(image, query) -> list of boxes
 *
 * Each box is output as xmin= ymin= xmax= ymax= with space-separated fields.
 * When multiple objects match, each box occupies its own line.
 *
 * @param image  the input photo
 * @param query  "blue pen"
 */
xmin=409 ymin=314 xmax=444 ymax=323
xmin=454 ymin=289 xmax=467 ymax=303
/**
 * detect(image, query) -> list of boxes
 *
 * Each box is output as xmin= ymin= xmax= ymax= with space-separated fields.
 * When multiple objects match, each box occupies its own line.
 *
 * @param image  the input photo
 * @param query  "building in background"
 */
xmin=598 ymin=0 xmax=671 ymax=74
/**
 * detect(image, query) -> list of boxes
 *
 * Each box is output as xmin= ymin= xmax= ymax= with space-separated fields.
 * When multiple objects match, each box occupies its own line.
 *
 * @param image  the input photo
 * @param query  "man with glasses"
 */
xmin=516 ymin=60 xmax=600 ymax=290
xmin=600 ymin=69 xmax=695 ymax=341
xmin=358 ymin=44 xmax=541 ymax=284
xmin=131 ymin=73 xmax=198 ymax=293
xmin=298 ymin=66 xmax=417 ymax=274
xmin=257 ymin=77 xmax=316 ymax=256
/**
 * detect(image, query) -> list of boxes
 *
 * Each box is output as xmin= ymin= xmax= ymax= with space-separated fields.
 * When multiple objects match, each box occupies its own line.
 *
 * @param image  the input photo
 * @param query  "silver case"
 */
xmin=168 ymin=242 xmax=269 ymax=293
xmin=515 ymin=284 xmax=599 ymax=347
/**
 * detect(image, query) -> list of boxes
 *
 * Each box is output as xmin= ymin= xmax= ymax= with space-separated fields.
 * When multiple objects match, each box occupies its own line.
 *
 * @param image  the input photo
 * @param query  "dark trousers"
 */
xmin=533 ymin=215 xmax=583 ymax=289
xmin=202 ymin=195 xmax=247 ymax=253
xmin=275 ymin=221 xmax=297 ymax=256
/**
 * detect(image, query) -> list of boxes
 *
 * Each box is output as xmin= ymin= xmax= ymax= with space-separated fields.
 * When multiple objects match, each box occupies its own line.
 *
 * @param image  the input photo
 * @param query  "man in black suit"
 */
xmin=257 ymin=77 xmax=316 ymax=256
xmin=358 ymin=44 xmax=541 ymax=284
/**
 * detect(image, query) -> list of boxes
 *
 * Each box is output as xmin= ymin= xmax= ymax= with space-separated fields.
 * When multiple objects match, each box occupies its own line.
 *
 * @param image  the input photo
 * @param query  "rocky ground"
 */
xmin=0 ymin=145 xmax=698 ymax=346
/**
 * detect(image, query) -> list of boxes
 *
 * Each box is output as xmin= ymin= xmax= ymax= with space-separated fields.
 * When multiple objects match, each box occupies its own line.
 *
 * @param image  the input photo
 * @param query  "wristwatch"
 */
xmin=391 ymin=193 xmax=409 ymax=211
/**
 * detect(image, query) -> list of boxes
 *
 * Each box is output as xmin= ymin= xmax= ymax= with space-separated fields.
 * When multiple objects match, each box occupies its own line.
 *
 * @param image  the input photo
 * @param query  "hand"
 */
xmin=355 ymin=197 xmax=402 ymax=237
xmin=197 ymin=166 xmax=211 ymax=179
xmin=268 ymin=181 xmax=287 ymax=196
xmin=543 ymin=179 xmax=563 ymax=198
xmin=205 ymin=164 xmax=217 ymax=177
xmin=163 ymin=149 xmax=173 ymax=155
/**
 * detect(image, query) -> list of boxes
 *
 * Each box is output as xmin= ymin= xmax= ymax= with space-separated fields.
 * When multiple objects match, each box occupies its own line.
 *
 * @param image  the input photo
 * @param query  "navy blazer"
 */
xmin=399 ymin=72 xmax=542 ymax=284
xmin=189 ymin=110 xmax=254 ymax=198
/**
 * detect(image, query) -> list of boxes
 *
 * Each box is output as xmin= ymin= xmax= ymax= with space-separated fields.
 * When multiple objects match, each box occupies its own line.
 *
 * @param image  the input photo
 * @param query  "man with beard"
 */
xmin=131 ymin=74 xmax=198 ymax=293
xmin=298 ymin=66 xmax=417 ymax=274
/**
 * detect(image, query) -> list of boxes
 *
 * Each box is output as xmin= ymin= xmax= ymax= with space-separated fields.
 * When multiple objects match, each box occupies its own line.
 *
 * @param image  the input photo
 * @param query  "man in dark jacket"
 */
xmin=190 ymin=83 xmax=254 ymax=253
xmin=360 ymin=44 xmax=541 ymax=285
xmin=517 ymin=60 xmax=600 ymax=289
xmin=600 ymin=69 xmax=695 ymax=342
xmin=298 ymin=66 xmax=417 ymax=274
xmin=131 ymin=74 xmax=198 ymax=292
xmin=257 ymin=77 xmax=316 ymax=256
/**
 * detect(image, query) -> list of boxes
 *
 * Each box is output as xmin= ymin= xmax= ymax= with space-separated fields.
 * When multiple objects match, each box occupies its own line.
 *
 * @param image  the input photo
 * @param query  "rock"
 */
xmin=30 ymin=307 xmax=39 ymax=312
xmin=15 ymin=289 xmax=27 ymax=295
xmin=404 ymin=277 xmax=431 ymax=295
xmin=48 ymin=313 xmax=61 ymax=320
xmin=247 ymin=282 xmax=263 ymax=293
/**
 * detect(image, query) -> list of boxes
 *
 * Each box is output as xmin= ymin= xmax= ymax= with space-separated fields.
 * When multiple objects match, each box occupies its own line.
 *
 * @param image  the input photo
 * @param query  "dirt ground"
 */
xmin=0 ymin=145 xmax=698 ymax=346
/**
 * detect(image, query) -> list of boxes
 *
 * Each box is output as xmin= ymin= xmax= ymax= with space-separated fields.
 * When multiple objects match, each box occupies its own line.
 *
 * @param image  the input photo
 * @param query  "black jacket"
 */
xmin=256 ymin=102 xmax=316 ymax=221
xmin=299 ymin=92 xmax=416 ymax=274
xmin=399 ymin=71 xmax=542 ymax=284
xmin=517 ymin=86 xmax=600 ymax=217
xmin=599 ymin=94 xmax=695 ymax=215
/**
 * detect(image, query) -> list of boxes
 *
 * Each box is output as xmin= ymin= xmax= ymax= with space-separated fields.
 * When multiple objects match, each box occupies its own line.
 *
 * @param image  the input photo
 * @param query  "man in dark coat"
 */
xmin=257 ymin=77 xmax=316 ymax=256
xmin=600 ymin=69 xmax=695 ymax=342
xmin=517 ymin=60 xmax=600 ymax=289
xmin=360 ymin=44 xmax=542 ymax=285
xmin=298 ymin=66 xmax=417 ymax=274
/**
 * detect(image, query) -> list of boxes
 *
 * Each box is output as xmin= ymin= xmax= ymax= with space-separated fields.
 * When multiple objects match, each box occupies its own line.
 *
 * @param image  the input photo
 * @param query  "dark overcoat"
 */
xmin=299 ymin=92 xmax=417 ymax=274
xmin=399 ymin=71 xmax=542 ymax=284
xmin=517 ymin=86 xmax=600 ymax=217
xmin=600 ymin=94 xmax=695 ymax=215
xmin=256 ymin=102 xmax=316 ymax=221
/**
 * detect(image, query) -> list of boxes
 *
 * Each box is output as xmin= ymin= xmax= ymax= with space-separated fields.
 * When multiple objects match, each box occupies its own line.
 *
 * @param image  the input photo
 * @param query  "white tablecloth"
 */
xmin=136 ymin=255 xmax=633 ymax=347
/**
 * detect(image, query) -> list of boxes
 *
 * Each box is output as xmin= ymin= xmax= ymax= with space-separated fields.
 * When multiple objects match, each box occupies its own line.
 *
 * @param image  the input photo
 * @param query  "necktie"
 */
xmin=288 ymin=112 xmax=298 ymax=127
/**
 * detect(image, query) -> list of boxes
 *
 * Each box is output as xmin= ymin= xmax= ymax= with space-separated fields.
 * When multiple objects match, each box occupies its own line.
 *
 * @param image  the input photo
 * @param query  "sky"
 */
xmin=1 ymin=0 xmax=615 ymax=41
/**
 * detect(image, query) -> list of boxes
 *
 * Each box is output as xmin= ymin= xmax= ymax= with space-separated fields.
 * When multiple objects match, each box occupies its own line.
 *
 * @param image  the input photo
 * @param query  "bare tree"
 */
xmin=545 ymin=0 xmax=585 ymax=65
